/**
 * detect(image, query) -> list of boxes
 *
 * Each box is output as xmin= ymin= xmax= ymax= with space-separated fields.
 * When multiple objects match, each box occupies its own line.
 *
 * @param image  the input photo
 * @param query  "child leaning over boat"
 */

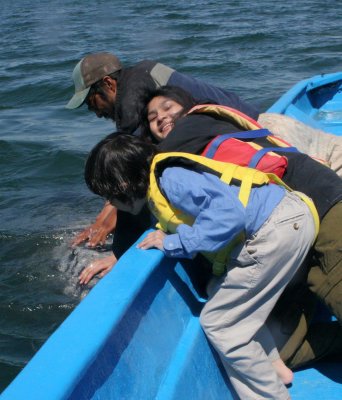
xmin=84 ymin=134 xmax=318 ymax=400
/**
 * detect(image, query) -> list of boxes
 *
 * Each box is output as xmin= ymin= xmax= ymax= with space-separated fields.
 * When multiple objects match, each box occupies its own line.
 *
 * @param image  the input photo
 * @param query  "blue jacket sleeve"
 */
xmin=168 ymin=70 xmax=259 ymax=119
xmin=160 ymin=167 xmax=246 ymax=259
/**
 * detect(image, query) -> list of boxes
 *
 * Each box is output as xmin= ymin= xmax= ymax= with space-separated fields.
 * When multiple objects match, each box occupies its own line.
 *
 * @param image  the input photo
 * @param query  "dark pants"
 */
xmin=286 ymin=321 xmax=342 ymax=369
xmin=308 ymin=201 xmax=342 ymax=323
xmin=274 ymin=201 xmax=342 ymax=368
xmin=270 ymin=282 xmax=342 ymax=369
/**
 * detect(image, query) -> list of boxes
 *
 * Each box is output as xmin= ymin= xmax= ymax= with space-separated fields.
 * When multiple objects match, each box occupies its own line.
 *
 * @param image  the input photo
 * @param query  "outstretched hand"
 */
xmin=79 ymin=254 xmax=117 ymax=285
xmin=71 ymin=224 xmax=111 ymax=248
xmin=137 ymin=230 xmax=166 ymax=251
xmin=71 ymin=206 xmax=118 ymax=248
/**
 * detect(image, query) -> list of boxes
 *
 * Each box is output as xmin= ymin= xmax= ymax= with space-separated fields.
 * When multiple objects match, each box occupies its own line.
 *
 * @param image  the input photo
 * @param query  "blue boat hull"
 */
xmin=268 ymin=71 xmax=342 ymax=136
xmin=2 ymin=249 xmax=237 ymax=400
xmin=2 ymin=245 xmax=341 ymax=400
xmin=2 ymin=73 xmax=342 ymax=399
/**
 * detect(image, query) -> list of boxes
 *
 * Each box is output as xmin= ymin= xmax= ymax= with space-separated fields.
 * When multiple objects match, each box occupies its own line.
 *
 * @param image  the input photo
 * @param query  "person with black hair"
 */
xmin=81 ymin=86 xmax=342 ymax=339
xmin=137 ymin=86 xmax=342 ymax=372
xmin=141 ymin=86 xmax=342 ymax=325
xmin=84 ymin=134 xmax=316 ymax=400
xmin=80 ymin=86 xmax=342 ymax=374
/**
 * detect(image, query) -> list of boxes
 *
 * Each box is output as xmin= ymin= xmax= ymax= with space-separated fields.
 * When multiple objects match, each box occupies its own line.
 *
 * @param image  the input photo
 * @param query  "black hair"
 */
xmin=140 ymin=85 xmax=197 ymax=142
xmin=85 ymin=134 xmax=157 ymax=205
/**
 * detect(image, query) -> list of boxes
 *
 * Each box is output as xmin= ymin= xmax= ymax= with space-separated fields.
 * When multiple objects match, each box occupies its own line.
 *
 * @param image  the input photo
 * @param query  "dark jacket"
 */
xmin=114 ymin=60 xmax=259 ymax=134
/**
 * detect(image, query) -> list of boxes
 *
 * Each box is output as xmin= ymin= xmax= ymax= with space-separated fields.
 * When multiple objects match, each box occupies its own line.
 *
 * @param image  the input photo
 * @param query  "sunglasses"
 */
xmin=85 ymin=86 xmax=100 ymax=112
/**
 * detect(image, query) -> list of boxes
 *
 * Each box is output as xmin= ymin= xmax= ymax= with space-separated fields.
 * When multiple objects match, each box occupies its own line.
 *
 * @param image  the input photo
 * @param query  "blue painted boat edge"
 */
xmin=289 ymin=364 xmax=342 ymax=399
xmin=267 ymin=71 xmax=342 ymax=114
xmin=1 ymin=230 xmax=165 ymax=400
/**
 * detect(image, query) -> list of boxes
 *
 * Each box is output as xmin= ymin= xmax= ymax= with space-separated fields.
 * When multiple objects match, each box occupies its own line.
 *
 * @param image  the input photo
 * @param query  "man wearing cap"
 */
xmin=66 ymin=52 xmax=259 ymax=134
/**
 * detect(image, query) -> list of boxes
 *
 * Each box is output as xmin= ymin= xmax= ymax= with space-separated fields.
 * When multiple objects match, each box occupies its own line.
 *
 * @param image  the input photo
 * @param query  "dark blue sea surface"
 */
xmin=0 ymin=0 xmax=341 ymax=391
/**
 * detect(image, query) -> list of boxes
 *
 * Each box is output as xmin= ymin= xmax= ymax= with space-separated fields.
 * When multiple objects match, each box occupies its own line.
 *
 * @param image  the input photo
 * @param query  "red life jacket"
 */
xmin=188 ymin=104 xmax=298 ymax=178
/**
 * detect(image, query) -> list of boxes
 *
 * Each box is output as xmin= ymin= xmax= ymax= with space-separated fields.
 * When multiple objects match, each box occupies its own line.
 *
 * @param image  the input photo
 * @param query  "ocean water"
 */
xmin=0 ymin=0 xmax=341 ymax=391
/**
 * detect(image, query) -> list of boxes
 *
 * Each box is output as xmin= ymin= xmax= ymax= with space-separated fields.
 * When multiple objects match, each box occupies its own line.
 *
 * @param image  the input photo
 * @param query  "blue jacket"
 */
xmin=158 ymin=166 xmax=284 ymax=259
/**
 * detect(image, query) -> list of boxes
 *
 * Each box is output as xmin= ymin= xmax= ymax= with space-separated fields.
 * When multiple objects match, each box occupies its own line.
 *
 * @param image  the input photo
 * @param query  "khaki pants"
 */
xmin=200 ymin=192 xmax=315 ymax=400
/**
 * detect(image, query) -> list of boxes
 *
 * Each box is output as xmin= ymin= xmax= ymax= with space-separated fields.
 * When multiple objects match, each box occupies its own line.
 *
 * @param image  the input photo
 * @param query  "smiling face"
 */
xmin=147 ymin=96 xmax=185 ymax=141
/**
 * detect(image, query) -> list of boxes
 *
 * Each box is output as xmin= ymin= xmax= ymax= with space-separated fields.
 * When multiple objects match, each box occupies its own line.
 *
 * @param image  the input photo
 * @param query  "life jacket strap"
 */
xmin=239 ymin=169 xmax=258 ymax=207
xmin=212 ymin=167 xmax=260 ymax=275
xmin=249 ymin=146 xmax=299 ymax=168
xmin=220 ymin=163 xmax=237 ymax=185
xmin=205 ymin=129 xmax=272 ymax=159
xmin=211 ymin=232 xmax=245 ymax=276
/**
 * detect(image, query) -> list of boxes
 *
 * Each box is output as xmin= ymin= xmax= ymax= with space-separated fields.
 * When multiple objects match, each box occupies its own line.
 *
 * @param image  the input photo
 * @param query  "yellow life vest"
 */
xmin=147 ymin=152 xmax=319 ymax=276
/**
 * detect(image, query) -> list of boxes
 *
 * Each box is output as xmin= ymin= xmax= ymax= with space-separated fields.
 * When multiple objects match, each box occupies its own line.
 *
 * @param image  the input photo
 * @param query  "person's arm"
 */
xmin=71 ymin=202 xmax=117 ymax=248
xmin=168 ymin=70 xmax=260 ymax=119
xmin=78 ymin=205 xmax=152 ymax=286
xmin=138 ymin=167 xmax=245 ymax=257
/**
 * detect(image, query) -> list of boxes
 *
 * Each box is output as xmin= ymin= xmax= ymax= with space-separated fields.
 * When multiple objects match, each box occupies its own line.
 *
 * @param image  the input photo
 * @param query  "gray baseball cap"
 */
xmin=66 ymin=53 xmax=123 ymax=109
